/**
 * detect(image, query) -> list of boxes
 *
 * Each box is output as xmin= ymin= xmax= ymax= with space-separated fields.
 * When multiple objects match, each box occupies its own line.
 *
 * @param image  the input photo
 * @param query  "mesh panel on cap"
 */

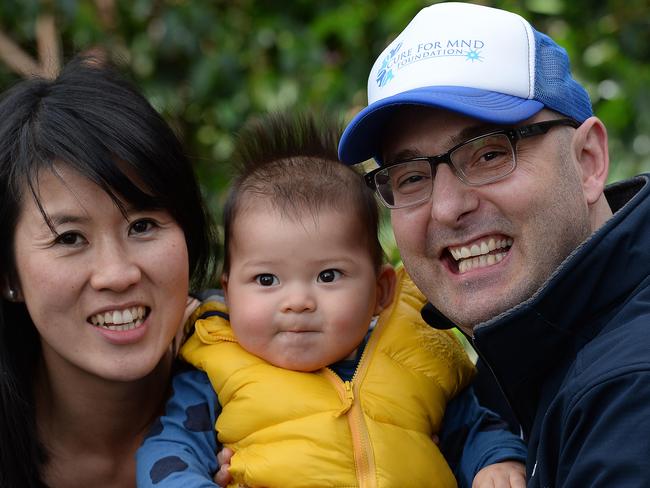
xmin=533 ymin=31 xmax=593 ymax=122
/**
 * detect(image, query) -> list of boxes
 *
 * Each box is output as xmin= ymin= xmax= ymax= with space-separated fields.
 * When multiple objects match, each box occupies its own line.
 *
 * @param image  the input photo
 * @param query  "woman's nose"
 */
xmin=89 ymin=241 xmax=142 ymax=292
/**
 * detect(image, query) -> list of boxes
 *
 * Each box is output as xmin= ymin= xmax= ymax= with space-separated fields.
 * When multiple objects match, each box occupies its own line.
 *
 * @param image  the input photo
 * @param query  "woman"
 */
xmin=0 ymin=56 xmax=218 ymax=487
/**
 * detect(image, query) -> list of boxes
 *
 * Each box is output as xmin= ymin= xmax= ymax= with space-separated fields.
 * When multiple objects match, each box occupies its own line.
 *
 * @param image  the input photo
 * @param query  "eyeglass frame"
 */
xmin=364 ymin=118 xmax=581 ymax=209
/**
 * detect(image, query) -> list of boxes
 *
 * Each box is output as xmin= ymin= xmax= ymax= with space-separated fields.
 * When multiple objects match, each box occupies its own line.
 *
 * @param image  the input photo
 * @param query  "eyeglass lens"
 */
xmin=375 ymin=133 xmax=516 ymax=208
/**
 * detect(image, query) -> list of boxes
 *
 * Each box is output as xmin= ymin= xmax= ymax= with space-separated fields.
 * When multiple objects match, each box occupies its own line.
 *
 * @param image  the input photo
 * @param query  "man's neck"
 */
xmin=589 ymin=195 xmax=614 ymax=234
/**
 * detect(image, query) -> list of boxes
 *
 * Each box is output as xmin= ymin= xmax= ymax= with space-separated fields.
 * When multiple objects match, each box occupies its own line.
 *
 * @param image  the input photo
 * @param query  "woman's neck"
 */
xmin=35 ymin=351 xmax=173 ymax=487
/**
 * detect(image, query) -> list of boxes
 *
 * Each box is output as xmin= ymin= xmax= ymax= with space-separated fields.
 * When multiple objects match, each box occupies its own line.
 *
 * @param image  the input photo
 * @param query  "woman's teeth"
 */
xmin=89 ymin=306 xmax=147 ymax=331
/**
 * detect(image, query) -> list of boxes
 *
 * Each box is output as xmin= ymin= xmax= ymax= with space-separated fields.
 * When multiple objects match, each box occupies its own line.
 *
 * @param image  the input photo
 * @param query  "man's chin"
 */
xmin=436 ymin=299 xmax=516 ymax=335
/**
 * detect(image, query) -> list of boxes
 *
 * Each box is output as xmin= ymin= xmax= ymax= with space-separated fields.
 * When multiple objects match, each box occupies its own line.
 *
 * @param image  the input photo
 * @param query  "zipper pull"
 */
xmin=334 ymin=381 xmax=355 ymax=417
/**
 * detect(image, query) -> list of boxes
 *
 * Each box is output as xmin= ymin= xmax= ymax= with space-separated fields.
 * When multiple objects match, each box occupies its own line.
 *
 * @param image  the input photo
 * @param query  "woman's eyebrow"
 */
xmin=45 ymin=213 xmax=90 ymax=227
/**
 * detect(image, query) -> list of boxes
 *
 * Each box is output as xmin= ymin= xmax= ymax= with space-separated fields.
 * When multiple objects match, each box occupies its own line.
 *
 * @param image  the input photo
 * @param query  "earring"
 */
xmin=7 ymin=288 xmax=16 ymax=301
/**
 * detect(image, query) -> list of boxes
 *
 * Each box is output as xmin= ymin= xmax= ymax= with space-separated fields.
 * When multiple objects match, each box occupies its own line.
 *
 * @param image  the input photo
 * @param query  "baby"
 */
xmin=137 ymin=112 xmax=526 ymax=487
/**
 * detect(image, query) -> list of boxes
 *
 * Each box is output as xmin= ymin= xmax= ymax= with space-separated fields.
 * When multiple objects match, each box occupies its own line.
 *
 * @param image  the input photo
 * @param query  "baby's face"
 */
xmin=223 ymin=201 xmax=393 ymax=372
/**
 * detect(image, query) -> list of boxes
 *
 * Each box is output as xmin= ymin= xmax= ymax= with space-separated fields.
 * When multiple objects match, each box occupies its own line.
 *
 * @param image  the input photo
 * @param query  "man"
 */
xmin=339 ymin=2 xmax=650 ymax=486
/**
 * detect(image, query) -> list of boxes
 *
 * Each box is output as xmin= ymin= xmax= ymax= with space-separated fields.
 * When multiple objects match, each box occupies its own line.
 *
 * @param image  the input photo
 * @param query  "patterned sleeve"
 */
xmin=438 ymin=386 xmax=527 ymax=488
xmin=136 ymin=366 xmax=222 ymax=487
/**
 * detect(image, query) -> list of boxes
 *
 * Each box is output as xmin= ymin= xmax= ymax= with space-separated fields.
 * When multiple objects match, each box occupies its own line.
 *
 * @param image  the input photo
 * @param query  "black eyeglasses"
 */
xmin=365 ymin=118 xmax=580 ymax=209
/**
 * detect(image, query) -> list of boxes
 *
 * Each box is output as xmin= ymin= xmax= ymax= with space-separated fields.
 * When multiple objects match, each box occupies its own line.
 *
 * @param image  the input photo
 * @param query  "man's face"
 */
xmin=385 ymin=107 xmax=592 ymax=334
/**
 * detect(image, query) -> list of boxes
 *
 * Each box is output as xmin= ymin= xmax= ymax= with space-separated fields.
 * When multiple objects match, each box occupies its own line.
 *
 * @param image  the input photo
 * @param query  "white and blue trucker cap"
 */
xmin=338 ymin=2 xmax=593 ymax=164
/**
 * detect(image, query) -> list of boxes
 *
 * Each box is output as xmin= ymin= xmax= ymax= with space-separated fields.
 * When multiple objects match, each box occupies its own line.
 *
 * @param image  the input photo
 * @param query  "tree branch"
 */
xmin=94 ymin=0 xmax=116 ymax=31
xmin=36 ymin=13 xmax=61 ymax=79
xmin=0 ymin=28 xmax=43 ymax=77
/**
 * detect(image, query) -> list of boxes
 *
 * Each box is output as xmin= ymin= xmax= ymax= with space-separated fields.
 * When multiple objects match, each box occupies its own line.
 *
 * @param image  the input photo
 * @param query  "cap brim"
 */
xmin=339 ymin=86 xmax=544 ymax=164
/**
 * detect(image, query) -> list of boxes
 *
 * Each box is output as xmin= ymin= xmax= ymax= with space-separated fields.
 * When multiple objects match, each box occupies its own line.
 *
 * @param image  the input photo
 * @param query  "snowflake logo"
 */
xmin=465 ymin=49 xmax=483 ymax=62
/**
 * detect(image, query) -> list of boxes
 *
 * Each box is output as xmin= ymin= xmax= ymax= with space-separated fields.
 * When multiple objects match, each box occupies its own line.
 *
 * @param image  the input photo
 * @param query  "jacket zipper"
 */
xmin=322 ymin=316 xmax=385 ymax=488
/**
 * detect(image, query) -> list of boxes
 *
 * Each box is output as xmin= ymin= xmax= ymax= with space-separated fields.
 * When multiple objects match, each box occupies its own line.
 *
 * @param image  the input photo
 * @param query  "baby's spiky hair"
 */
xmin=222 ymin=111 xmax=383 ymax=274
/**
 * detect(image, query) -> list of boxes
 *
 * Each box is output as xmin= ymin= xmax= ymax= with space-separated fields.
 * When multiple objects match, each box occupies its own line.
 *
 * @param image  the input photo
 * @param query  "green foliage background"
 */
xmin=1 ymin=0 xmax=649 ymax=259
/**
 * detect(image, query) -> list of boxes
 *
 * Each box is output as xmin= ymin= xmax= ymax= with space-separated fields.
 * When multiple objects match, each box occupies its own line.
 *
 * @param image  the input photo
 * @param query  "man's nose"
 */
xmin=429 ymin=164 xmax=479 ymax=226
xmin=89 ymin=240 xmax=142 ymax=292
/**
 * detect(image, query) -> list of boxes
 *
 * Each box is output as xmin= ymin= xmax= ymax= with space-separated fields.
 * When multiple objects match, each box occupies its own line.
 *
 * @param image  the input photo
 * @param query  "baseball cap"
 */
xmin=338 ymin=2 xmax=593 ymax=164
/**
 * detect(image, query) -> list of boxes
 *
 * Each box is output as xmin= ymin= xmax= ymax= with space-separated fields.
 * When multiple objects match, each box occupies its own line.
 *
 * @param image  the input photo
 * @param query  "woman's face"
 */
xmin=12 ymin=164 xmax=189 ymax=382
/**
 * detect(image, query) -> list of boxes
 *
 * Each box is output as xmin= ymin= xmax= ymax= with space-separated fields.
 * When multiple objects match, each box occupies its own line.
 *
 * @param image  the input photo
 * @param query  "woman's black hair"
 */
xmin=0 ymin=55 xmax=218 ymax=486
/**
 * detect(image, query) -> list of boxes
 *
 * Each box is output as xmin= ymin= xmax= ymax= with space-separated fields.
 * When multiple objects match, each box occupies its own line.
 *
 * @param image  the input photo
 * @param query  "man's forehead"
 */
xmin=381 ymin=106 xmax=549 ymax=161
xmin=381 ymin=107 xmax=496 ymax=160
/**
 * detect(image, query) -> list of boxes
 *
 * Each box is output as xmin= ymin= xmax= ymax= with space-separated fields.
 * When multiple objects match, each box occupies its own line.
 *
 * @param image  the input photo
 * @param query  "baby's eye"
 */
xmin=317 ymin=269 xmax=342 ymax=283
xmin=255 ymin=274 xmax=279 ymax=286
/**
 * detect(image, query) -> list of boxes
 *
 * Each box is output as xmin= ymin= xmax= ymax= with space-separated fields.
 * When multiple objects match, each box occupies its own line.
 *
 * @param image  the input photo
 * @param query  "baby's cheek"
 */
xmin=231 ymin=310 xmax=274 ymax=348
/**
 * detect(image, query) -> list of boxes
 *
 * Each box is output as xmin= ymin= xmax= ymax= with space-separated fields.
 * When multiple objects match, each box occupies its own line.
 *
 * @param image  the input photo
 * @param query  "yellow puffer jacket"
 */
xmin=181 ymin=267 xmax=475 ymax=488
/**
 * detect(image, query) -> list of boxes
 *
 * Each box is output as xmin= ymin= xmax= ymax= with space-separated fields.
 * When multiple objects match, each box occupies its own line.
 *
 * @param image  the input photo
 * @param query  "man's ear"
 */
xmin=572 ymin=116 xmax=609 ymax=205
xmin=373 ymin=265 xmax=397 ymax=315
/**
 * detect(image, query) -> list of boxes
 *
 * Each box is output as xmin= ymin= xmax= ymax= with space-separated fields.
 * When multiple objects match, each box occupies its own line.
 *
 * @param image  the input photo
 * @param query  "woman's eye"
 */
xmin=129 ymin=219 xmax=156 ymax=235
xmin=318 ymin=269 xmax=342 ymax=283
xmin=255 ymin=274 xmax=279 ymax=286
xmin=54 ymin=232 xmax=85 ymax=246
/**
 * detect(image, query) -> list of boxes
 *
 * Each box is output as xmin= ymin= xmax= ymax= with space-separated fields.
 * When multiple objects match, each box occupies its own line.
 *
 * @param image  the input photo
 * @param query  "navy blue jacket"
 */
xmin=429 ymin=174 xmax=650 ymax=487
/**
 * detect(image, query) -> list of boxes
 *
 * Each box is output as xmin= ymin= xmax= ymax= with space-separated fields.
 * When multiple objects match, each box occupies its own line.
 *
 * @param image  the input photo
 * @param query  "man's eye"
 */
xmin=475 ymin=149 xmax=508 ymax=164
xmin=255 ymin=274 xmax=279 ymax=286
xmin=463 ymin=136 xmax=513 ymax=169
xmin=397 ymin=173 xmax=429 ymax=189
xmin=318 ymin=269 xmax=342 ymax=283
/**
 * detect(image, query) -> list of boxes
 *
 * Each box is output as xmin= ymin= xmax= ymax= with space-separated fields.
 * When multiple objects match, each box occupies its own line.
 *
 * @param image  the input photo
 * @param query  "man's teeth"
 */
xmin=90 ymin=306 xmax=146 ymax=331
xmin=458 ymin=252 xmax=506 ymax=274
xmin=450 ymin=237 xmax=513 ymax=274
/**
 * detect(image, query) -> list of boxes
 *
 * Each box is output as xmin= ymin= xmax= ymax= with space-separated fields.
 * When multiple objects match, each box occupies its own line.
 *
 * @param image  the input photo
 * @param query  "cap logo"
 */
xmin=376 ymin=41 xmax=402 ymax=88
xmin=375 ymin=39 xmax=485 ymax=88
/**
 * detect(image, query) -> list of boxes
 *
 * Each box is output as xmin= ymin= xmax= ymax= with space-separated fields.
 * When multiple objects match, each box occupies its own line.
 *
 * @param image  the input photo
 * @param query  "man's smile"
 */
xmin=447 ymin=236 xmax=513 ymax=274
